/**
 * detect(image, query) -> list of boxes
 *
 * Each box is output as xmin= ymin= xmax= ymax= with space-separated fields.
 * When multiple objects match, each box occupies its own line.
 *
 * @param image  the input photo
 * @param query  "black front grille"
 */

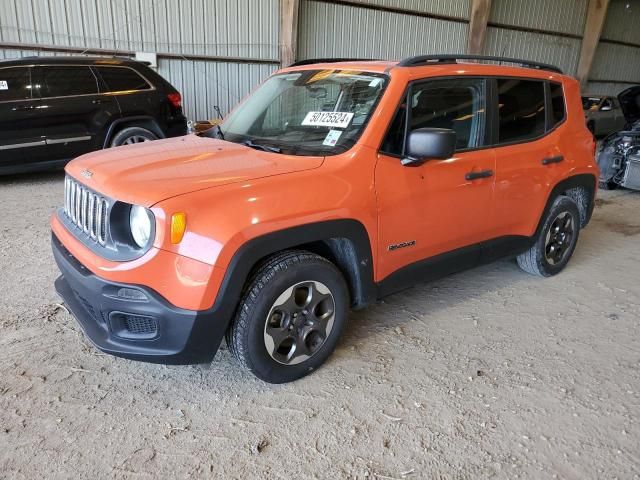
xmin=108 ymin=312 xmax=159 ymax=340
xmin=124 ymin=315 xmax=158 ymax=335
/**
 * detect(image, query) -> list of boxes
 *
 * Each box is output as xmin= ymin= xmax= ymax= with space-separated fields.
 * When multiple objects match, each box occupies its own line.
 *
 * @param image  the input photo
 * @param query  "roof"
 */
xmin=0 ymin=56 xmax=147 ymax=67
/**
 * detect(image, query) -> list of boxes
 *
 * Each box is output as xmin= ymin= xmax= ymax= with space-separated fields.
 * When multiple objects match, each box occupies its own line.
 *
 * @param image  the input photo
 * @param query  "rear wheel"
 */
xmin=517 ymin=196 xmax=580 ymax=277
xmin=110 ymin=126 xmax=158 ymax=147
xmin=226 ymin=250 xmax=349 ymax=383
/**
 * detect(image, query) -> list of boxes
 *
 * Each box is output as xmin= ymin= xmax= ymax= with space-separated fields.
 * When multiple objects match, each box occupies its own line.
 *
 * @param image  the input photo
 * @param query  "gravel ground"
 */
xmin=0 ymin=172 xmax=639 ymax=479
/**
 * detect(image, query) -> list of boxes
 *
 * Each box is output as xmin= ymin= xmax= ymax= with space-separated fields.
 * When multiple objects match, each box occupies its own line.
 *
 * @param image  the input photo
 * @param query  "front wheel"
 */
xmin=517 ymin=196 xmax=581 ymax=277
xmin=226 ymin=251 xmax=349 ymax=383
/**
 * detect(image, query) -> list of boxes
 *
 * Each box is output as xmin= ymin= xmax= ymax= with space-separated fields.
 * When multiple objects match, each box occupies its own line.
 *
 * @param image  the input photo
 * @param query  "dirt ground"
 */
xmin=0 ymin=171 xmax=638 ymax=480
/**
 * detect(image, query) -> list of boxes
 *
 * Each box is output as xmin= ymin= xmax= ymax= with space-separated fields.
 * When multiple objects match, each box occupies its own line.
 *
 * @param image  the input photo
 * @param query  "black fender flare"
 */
xmin=211 ymin=218 xmax=376 ymax=320
xmin=176 ymin=219 xmax=376 ymax=364
xmin=103 ymin=116 xmax=166 ymax=148
xmin=535 ymin=173 xmax=597 ymax=236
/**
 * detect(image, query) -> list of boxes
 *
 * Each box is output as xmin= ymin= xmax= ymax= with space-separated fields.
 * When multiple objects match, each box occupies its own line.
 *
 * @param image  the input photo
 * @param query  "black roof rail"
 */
xmin=289 ymin=58 xmax=377 ymax=67
xmin=397 ymin=54 xmax=563 ymax=74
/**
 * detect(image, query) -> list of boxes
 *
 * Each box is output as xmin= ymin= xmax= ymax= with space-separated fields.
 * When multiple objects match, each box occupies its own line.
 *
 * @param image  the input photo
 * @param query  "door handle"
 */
xmin=465 ymin=169 xmax=494 ymax=181
xmin=542 ymin=155 xmax=564 ymax=165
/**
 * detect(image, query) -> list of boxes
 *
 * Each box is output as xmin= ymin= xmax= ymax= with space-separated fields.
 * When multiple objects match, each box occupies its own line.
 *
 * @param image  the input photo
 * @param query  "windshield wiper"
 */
xmin=242 ymin=139 xmax=282 ymax=153
xmin=213 ymin=124 xmax=225 ymax=140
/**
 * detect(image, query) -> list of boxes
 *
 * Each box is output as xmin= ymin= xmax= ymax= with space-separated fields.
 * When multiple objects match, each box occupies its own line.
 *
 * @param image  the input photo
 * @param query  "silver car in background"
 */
xmin=596 ymin=86 xmax=640 ymax=190
xmin=583 ymin=95 xmax=627 ymax=136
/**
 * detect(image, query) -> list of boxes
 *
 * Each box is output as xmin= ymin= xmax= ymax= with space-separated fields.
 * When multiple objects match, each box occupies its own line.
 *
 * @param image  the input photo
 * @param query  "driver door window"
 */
xmin=381 ymin=78 xmax=487 ymax=156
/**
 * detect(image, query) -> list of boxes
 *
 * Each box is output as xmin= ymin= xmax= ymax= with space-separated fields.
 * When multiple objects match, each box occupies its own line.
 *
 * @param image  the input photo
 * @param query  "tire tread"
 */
xmin=516 ymin=195 xmax=580 ymax=277
xmin=226 ymin=250 xmax=337 ymax=375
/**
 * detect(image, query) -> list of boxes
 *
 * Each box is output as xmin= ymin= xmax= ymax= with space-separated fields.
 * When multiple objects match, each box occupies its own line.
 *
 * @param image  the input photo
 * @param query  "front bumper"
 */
xmin=52 ymin=234 xmax=227 ymax=364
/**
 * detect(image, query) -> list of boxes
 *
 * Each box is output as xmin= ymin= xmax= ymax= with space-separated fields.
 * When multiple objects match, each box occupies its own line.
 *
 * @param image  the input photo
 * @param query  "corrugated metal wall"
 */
xmin=1 ymin=0 xmax=639 ymax=109
xmin=482 ymin=0 xmax=586 ymax=75
xmin=600 ymin=0 xmax=640 ymax=45
xmin=482 ymin=28 xmax=581 ymax=75
xmin=489 ymin=0 xmax=588 ymax=36
xmin=298 ymin=0 xmax=468 ymax=59
xmin=331 ymin=0 xmax=470 ymax=18
xmin=297 ymin=0 xmax=639 ymax=96
xmin=0 ymin=0 xmax=280 ymax=119
xmin=587 ymin=0 xmax=640 ymax=95
xmin=298 ymin=0 xmax=585 ymax=74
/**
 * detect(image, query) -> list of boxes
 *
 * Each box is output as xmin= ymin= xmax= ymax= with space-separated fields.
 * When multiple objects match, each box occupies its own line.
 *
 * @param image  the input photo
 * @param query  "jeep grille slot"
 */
xmin=63 ymin=176 xmax=108 ymax=245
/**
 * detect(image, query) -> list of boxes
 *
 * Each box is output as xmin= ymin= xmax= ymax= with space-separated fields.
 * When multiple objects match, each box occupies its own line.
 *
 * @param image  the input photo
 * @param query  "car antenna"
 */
xmin=214 ymin=105 xmax=223 ymax=120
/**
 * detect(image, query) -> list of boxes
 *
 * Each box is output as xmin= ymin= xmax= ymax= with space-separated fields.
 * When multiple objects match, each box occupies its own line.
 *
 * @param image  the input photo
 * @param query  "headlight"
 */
xmin=129 ymin=205 xmax=152 ymax=248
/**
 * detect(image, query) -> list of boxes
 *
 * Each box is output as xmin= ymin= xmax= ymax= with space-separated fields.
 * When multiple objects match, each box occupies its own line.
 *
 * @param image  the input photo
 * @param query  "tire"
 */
xmin=517 ymin=196 xmax=581 ymax=277
xmin=109 ymin=126 xmax=158 ymax=147
xmin=226 ymin=250 xmax=349 ymax=383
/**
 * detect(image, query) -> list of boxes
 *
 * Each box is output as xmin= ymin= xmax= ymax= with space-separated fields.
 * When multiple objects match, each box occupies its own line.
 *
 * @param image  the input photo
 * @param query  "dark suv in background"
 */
xmin=0 ymin=56 xmax=187 ymax=174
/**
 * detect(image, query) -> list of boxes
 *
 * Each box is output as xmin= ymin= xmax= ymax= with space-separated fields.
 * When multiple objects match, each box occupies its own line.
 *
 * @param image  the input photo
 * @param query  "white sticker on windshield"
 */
xmin=0 ymin=81 xmax=8 ymax=90
xmin=322 ymin=129 xmax=343 ymax=147
xmin=302 ymin=111 xmax=354 ymax=129
xmin=369 ymin=78 xmax=382 ymax=87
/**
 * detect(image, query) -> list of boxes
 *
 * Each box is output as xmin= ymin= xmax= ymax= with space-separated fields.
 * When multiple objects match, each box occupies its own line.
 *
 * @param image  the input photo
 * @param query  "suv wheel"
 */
xmin=110 ymin=127 xmax=158 ymax=147
xmin=226 ymin=250 xmax=349 ymax=383
xmin=517 ymin=196 xmax=580 ymax=277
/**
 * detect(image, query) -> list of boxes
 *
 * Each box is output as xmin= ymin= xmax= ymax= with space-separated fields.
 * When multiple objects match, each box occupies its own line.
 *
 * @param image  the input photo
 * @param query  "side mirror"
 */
xmin=600 ymin=104 xmax=612 ymax=112
xmin=401 ymin=128 xmax=456 ymax=167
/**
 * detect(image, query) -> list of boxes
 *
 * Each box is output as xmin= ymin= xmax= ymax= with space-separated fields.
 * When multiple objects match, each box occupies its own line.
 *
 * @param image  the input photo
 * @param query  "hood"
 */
xmin=618 ymin=86 xmax=640 ymax=124
xmin=66 ymin=135 xmax=324 ymax=207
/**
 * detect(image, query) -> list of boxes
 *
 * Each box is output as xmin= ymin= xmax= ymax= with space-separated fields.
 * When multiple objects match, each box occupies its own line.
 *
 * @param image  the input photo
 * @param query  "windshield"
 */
xmin=211 ymin=69 xmax=388 ymax=156
xmin=582 ymin=96 xmax=602 ymax=111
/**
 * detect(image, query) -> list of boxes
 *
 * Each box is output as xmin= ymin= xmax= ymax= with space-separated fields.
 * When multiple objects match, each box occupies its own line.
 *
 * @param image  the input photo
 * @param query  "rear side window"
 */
xmin=97 ymin=67 xmax=151 ymax=93
xmin=41 ymin=66 xmax=99 ymax=97
xmin=0 ymin=67 xmax=32 ymax=102
xmin=497 ymin=79 xmax=545 ymax=144
xmin=549 ymin=82 xmax=565 ymax=127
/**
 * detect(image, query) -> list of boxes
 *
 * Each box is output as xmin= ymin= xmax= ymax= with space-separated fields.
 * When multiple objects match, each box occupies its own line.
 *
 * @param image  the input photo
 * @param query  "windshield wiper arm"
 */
xmin=213 ymin=124 xmax=225 ymax=140
xmin=242 ymin=139 xmax=282 ymax=153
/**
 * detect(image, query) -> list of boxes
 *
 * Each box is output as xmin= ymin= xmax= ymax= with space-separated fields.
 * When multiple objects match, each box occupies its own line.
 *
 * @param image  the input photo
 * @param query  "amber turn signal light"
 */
xmin=170 ymin=213 xmax=187 ymax=244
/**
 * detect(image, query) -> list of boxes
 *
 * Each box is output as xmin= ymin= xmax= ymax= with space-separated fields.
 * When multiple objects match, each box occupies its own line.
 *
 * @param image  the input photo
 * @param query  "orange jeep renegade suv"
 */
xmin=52 ymin=55 xmax=598 ymax=383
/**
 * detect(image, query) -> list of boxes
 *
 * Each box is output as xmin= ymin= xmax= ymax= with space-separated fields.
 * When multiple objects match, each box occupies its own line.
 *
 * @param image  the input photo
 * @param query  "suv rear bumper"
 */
xmin=52 ymin=234 xmax=226 ymax=365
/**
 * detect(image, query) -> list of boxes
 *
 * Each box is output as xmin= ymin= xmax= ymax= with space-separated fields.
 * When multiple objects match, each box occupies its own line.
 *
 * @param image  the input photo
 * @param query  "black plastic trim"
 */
xmin=52 ymin=233 xmax=228 ymax=364
xmin=536 ymin=174 xmax=598 ymax=232
xmin=215 ymin=219 xmax=377 ymax=310
xmin=289 ymin=58 xmax=377 ymax=67
xmin=397 ymin=54 xmax=563 ymax=74
xmin=377 ymin=235 xmax=533 ymax=298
